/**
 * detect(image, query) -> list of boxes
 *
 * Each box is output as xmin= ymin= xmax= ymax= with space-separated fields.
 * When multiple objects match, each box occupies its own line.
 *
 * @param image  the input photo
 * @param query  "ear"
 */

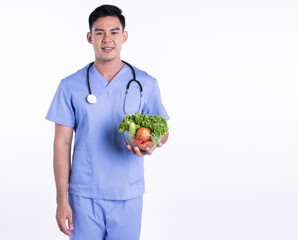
xmin=87 ymin=32 xmax=92 ymax=44
xmin=122 ymin=31 xmax=128 ymax=43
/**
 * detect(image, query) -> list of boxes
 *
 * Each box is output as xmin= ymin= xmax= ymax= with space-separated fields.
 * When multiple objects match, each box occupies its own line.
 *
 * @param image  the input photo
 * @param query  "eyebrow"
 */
xmin=94 ymin=27 xmax=121 ymax=32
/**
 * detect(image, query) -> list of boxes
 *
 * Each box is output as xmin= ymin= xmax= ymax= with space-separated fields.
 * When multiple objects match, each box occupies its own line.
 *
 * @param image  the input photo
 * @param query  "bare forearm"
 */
xmin=53 ymin=124 xmax=73 ymax=205
xmin=54 ymin=142 xmax=72 ymax=204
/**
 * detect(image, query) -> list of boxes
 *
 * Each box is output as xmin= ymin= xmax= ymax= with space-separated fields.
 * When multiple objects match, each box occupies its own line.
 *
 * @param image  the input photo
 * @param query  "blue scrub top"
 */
xmin=46 ymin=63 xmax=169 ymax=200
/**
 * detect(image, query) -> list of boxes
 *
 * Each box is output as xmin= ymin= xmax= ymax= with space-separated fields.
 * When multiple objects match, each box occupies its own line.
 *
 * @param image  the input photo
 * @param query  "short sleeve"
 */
xmin=142 ymin=80 xmax=170 ymax=120
xmin=45 ymin=80 xmax=75 ymax=128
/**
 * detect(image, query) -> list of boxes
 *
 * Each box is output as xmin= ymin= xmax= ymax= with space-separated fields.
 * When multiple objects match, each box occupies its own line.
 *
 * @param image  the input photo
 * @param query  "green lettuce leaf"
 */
xmin=118 ymin=112 xmax=169 ymax=137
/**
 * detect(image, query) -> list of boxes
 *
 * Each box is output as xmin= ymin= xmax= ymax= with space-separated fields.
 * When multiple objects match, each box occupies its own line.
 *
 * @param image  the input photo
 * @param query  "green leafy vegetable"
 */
xmin=118 ymin=112 xmax=169 ymax=141
xmin=129 ymin=122 xmax=137 ymax=134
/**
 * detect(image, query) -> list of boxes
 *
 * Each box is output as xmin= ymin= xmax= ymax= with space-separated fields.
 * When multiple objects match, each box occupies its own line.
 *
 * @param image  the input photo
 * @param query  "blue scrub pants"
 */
xmin=68 ymin=193 xmax=143 ymax=240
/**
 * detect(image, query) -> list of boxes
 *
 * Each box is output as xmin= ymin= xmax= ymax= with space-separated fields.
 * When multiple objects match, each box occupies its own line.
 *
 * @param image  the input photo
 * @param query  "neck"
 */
xmin=94 ymin=58 xmax=124 ymax=77
xmin=92 ymin=58 xmax=125 ymax=83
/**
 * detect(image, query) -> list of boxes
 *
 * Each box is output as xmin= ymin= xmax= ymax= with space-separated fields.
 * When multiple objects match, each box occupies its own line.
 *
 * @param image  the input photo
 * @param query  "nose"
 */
xmin=102 ymin=33 xmax=112 ymax=43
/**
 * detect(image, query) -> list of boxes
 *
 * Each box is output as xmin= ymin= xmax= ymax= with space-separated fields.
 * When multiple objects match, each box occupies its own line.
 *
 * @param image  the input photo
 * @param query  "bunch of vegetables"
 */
xmin=118 ymin=112 xmax=169 ymax=149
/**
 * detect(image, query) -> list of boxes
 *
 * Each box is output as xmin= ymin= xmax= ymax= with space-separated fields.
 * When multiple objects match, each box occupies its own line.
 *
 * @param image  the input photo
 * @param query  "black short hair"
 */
xmin=89 ymin=5 xmax=125 ymax=32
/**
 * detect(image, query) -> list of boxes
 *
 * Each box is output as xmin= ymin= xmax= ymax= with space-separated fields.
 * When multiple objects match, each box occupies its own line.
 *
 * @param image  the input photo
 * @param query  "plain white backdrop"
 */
xmin=0 ymin=0 xmax=297 ymax=239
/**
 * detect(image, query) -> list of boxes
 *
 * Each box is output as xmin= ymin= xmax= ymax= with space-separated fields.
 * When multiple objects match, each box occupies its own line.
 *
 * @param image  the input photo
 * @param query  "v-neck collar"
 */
xmin=89 ymin=63 xmax=130 ymax=94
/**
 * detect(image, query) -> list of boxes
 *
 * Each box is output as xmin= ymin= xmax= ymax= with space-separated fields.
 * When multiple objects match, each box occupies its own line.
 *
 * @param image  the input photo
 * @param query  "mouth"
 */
xmin=102 ymin=47 xmax=114 ymax=53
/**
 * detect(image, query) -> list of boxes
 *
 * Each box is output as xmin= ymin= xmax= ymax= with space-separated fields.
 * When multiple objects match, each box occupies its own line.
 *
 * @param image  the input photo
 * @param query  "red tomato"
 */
xmin=138 ymin=144 xmax=147 ymax=150
xmin=132 ymin=139 xmax=142 ymax=147
xmin=142 ymin=141 xmax=153 ymax=148
xmin=131 ymin=138 xmax=138 ymax=145
xmin=136 ymin=127 xmax=151 ymax=141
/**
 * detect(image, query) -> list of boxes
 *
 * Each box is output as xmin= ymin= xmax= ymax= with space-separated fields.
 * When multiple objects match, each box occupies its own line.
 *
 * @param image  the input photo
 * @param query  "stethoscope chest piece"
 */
xmin=87 ymin=94 xmax=97 ymax=104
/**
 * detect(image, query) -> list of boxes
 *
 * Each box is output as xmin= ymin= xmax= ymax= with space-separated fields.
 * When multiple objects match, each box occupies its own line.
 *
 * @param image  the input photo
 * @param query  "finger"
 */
xmin=62 ymin=224 xmax=72 ymax=237
xmin=57 ymin=222 xmax=63 ymax=232
xmin=58 ymin=219 xmax=72 ymax=237
xmin=145 ymin=147 xmax=153 ymax=155
xmin=157 ymin=142 xmax=163 ymax=148
xmin=134 ymin=147 xmax=144 ymax=157
xmin=68 ymin=215 xmax=74 ymax=231
xmin=56 ymin=216 xmax=63 ymax=231
xmin=124 ymin=141 xmax=136 ymax=154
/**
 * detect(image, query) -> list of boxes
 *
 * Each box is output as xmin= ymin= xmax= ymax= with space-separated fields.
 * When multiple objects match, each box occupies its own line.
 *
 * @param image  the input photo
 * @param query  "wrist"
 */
xmin=56 ymin=193 xmax=68 ymax=205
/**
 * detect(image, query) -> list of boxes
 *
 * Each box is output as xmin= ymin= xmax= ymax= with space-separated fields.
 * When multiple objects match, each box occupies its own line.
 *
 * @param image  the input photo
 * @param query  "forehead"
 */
xmin=92 ymin=16 xmax=123 ymax=31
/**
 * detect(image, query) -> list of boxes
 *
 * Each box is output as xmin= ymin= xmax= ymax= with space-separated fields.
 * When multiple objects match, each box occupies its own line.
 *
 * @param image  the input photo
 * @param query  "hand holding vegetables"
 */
xmin=124 ymin=134 xmax=168 ymax=157
xmin=118 ymin=112 xmax=169 ymax=156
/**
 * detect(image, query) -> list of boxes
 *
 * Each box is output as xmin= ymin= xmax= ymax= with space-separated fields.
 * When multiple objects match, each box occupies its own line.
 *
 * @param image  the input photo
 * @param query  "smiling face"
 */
xmin=87 ymin=16 xmax=128 ymax=64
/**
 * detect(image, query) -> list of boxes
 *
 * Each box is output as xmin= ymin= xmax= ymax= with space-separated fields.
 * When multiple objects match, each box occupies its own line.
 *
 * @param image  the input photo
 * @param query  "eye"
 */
xmin=96 ymin=32 xmax=103 ymax=35
xmin=111 ymin=32 xmax=118 ymax=35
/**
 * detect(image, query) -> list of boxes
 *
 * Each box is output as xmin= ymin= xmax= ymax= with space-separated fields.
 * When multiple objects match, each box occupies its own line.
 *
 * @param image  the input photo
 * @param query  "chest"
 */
xmin=71 ymin=80 xmax=146 ymax=128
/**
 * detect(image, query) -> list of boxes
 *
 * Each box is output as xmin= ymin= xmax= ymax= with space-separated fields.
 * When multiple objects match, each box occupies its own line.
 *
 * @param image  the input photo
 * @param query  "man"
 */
xmin=46 ymin=5 xmax=169 ymax=240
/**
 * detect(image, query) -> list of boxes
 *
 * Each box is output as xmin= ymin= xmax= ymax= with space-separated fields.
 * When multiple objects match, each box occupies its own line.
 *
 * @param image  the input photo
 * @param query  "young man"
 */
xmin=46 ymin=5 xmax=169 ymax=240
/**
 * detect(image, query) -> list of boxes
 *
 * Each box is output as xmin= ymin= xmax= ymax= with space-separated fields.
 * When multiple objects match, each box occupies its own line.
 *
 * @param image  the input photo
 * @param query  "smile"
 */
xmin=102 ymin=47 xmax=114 ymax=53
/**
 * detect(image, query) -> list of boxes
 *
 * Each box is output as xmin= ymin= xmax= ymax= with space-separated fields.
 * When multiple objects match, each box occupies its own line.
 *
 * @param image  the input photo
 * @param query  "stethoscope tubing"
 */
xmin=87 ymin=62 xmax=93 ymax=96
xmin=86 ymin=60 xmax=143 ymax=114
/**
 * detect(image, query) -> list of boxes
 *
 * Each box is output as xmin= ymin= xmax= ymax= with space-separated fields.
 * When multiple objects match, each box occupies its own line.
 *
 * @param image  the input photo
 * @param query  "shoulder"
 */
xmin=131 ymin=64 xmax=157 ymax=89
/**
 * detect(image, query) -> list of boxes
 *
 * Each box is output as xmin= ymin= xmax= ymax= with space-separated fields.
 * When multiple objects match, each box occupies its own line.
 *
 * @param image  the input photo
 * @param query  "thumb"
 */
xmin=68 ymin=215 xmax=74 ymax=230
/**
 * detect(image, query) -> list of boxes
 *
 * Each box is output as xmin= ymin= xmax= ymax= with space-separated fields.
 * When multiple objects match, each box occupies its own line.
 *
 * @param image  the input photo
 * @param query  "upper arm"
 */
xmin=54 ymin=123 xmax=73 ymax=146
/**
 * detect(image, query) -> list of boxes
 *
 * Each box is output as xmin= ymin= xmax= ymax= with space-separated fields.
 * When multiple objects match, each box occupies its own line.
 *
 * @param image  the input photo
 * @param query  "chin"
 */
xmin=98 ymin=56 xmax=118 ymax=63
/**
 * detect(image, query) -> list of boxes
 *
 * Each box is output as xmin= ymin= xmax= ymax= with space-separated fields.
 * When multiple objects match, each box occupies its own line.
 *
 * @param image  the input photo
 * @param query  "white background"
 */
xmin=0 ymin=0 xmax=297 ymax=239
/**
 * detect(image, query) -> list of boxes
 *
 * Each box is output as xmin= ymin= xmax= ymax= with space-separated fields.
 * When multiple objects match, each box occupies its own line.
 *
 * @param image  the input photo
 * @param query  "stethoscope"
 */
xmin=86 ymin=60 xmax=143 ymax=114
